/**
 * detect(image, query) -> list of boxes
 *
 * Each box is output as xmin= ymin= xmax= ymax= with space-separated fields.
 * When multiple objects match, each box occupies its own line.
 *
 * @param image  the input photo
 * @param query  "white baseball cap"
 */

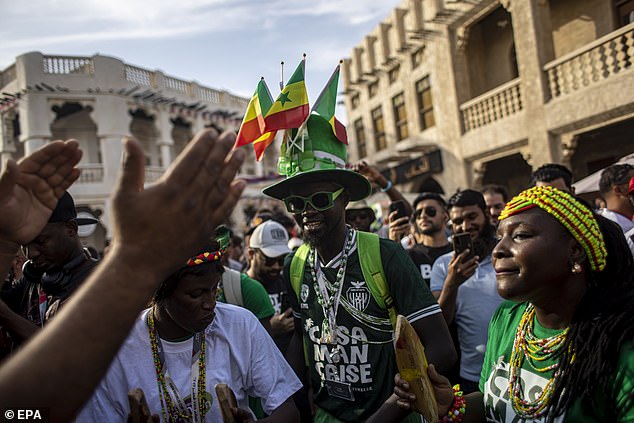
xmin=249 ymin=220 xmax=291 ymax=258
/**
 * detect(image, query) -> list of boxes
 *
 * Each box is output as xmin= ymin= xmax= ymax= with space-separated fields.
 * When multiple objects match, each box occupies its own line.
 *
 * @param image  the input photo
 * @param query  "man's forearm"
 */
xmin=0 ymin=248 xmax=164 ymax=422
xmin=437 ymin=283 xmax=458 ymax=324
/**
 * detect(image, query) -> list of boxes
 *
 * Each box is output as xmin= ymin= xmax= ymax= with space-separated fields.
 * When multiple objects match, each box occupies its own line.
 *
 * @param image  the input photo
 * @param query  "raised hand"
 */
xmin=0 ymin=140 xmax=81 ymax=244
xmin=109 ymin=129 xmax=245 ymax=280
xmin=388 ymin=211 xmax=411 ymax=242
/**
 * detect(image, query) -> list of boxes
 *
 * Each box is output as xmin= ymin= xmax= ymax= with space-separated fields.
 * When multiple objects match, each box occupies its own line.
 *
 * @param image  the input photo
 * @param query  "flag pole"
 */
xmin=279 ymin=61 xmax=284 ymax=90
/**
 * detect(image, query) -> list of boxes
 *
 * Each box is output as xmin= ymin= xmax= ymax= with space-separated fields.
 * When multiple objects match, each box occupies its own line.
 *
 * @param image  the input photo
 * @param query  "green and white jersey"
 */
xmin=480 ymin=301 xmax=634 ymax=423
xmin=285 ymin=230 xmax=440 ymax=422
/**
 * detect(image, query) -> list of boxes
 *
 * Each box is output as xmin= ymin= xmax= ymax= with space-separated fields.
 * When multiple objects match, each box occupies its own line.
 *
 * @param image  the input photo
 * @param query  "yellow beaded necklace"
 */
xmin=508 ymin=304 xmax=574 ymax=418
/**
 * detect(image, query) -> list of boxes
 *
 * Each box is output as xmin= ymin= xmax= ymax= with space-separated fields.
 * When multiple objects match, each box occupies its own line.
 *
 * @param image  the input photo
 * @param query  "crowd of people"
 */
xmin=0 ymin=115 xmax=632 ymax=423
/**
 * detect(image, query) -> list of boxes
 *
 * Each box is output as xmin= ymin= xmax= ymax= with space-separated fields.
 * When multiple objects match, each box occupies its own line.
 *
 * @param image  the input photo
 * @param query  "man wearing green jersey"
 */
xmin=262 ymin=114 xmax=456 ymax=422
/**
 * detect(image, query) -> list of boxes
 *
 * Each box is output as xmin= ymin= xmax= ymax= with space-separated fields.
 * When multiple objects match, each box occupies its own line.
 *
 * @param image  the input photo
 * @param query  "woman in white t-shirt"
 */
xmin=78 ymin=235 xmax=302 ymax=422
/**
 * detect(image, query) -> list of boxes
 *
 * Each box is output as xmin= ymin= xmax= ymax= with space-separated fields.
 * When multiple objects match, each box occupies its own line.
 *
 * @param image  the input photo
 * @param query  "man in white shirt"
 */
xmin=596 ymin=164 xmax=634 ymax=256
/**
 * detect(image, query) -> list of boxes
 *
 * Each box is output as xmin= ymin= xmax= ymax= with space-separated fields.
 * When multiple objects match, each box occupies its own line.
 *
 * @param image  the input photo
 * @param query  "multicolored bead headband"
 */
xmin=186 ymin=250 xmax=222 ymax=267
xmin=184 ymin=226 xmax=231 ymax=267
xmin=498 ymin=185 xmax=607 ymax=272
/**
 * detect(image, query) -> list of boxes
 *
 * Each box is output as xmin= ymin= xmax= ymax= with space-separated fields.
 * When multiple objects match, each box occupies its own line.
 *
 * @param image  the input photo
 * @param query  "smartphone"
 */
xmin=279 ymin=291 xmax=290 ymax=313
xmin=389 ymin=200 xmax=408 ymax=220
xmin=452 ymin=232 xmax=474 ymax=260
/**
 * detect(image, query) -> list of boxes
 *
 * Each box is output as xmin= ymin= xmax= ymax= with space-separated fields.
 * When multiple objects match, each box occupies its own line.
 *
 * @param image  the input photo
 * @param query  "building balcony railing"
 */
xmin=78 ymin=164 xmax=104 ymax=183
xmin=544 ymin=22 xmax=634 ymax=99
xmin=43 ymin=55 xmax=94 ymax=75
xmin=1 ymin=53 xmax=247 ymax=111
xmin=77 ymin=164 xmax=164 ymax=184
xmin=460 ymin=77 xmax=523 ymax=132
xmin=124 ymin=64 xmax=154 ymax=87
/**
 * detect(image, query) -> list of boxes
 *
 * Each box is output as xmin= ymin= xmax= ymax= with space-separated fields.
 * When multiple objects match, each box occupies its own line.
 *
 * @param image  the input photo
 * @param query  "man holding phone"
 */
xmin=247 ymin=220 xmax=295 ymax=354
xmin=429 ymin=189 xmax=502 ymax=394
xmin=389 ymin=193 xmax=452 ymax=287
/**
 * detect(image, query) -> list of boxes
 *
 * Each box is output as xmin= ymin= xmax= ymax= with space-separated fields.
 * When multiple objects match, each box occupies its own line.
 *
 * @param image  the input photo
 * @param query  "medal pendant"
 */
xmin=321 ymin=333 xmax=333 ymax=344
xmin=330 ymin=346 xmax=341 ymax=363
xmin=321 ymin=320 xmax=333 ymax=344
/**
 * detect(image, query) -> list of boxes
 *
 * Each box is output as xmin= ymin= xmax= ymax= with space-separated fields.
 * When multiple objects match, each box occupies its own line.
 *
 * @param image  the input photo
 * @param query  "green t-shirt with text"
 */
xmin=480 ymin=301 xmax=634 ymax=423
xmin=285 ymin=232 xmax=440 ymax=422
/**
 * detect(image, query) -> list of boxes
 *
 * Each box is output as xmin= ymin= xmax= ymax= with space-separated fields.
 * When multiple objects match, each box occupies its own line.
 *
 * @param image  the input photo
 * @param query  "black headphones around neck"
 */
xmin=23 ymin=251 xmax=88 ymax=295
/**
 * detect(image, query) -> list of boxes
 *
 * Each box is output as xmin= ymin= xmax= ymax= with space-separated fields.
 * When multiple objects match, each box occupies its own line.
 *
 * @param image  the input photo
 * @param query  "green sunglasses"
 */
xmin=284 ymin=188 xmax=344 ymax=214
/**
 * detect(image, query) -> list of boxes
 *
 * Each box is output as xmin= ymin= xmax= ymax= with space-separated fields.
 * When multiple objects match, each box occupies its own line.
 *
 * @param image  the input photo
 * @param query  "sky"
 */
xmin=0 ymin=0 xmax=402 ymax=111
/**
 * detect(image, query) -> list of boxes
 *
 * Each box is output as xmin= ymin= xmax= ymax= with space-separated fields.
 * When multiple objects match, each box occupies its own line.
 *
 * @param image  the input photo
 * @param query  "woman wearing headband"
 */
xmin=387 ymin=186 xmax=634 ymax=422
xmin=77 ymin=236 xmax=301 ymax=422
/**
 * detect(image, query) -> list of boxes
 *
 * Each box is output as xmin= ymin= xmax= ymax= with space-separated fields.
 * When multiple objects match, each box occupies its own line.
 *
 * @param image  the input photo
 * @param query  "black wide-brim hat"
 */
xmin=262 ymin=114 xmax=371 ymax=201
xmin=263 ymin=168 xmax=371 ymax=201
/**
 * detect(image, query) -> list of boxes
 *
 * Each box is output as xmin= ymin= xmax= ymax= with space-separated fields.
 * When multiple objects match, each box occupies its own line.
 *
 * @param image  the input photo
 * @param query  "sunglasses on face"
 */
xmin=414 ymin=206 xmax=437 ymax=219
xmin=346 ymin=210 xmax=372 ymax=220
xmin=259 ymin=251 xmax=285 ymax=267
xmin=284 ymin=188 xmax=344 ymax=214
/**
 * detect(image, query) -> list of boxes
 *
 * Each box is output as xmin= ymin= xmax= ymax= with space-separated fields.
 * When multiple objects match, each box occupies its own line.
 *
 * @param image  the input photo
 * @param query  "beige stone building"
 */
xmin=343 ymin=0 xmax=634 ymax=198
xmin=0 ymin=52 xmax=279 ymax=250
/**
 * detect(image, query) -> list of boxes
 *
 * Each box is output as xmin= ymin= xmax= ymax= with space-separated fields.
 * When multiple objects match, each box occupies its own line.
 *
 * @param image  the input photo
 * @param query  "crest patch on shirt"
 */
xmin=300 ymin=283 xmax=310 ymax=302
xmin=346 ymin=281 xmax=370 ymax=312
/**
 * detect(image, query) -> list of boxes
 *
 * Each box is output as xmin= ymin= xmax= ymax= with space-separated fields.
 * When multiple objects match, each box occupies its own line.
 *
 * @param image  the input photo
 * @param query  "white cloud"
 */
xmin=0 ymin=0 xmax=401 ymax=104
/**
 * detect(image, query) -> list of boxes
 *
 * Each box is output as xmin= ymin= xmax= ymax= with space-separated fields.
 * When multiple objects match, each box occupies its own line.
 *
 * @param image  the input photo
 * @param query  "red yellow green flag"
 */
xmin=264 ymin=59 xmax=309 ymax=131
xmin=253 ymin=131 xmax=277 ymax=161
xmin=312 ymin=64 xmax=348 ymax=144
xmin=235 ymin=78 xmax=275 ymax=148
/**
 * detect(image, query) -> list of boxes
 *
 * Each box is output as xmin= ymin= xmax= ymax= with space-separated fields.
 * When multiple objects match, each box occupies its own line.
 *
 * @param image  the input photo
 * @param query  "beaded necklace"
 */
xmin=508 ymin=304 xmax=574 ymax=418
xmin=309 ymin=226 xmax=354 ymax=346
xmin=147 ymin=309 xmax=207 ymax=422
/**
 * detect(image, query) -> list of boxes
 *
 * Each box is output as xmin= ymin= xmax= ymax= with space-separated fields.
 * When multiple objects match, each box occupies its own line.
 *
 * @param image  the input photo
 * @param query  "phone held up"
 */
xmin=452 ymin=232 xmax=474 ymax=261
xmin=388 ymin=200 xmax=408 ymax=221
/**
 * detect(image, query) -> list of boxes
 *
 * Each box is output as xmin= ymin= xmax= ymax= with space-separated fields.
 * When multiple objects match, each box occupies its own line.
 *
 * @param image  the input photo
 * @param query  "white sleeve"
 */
xmin=430 ymin=254 xmax=450 ymax=292
xmin=246 ymin=320 xmax=303 ymax=414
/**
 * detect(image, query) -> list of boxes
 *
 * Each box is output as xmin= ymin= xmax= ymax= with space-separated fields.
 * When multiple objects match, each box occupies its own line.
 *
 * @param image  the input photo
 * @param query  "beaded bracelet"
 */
xmin=441 ymin=384 xmax=466 ymax=422
xmin=381 ymin=179 xmax=392 ymax=192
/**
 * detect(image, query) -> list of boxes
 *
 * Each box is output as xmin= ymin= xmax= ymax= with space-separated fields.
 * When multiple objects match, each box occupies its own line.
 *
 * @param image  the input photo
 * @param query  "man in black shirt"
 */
xmin=390 ymin=192 xmax=452 ymax=287
xmin=1 ymin=192 xmax=98 ymax=337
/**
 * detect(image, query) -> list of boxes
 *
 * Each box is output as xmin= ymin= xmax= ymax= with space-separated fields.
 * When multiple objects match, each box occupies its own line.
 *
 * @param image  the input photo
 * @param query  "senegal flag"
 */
xmin=252 ymin=131 xmax=276 ymax=161
xmin=235 ymin=78 xmax=275 ymax=148
xmin=264 ymin=59 xmax=309 ymax=131
xmin=312 ymin=64 xmax=348 ymax=144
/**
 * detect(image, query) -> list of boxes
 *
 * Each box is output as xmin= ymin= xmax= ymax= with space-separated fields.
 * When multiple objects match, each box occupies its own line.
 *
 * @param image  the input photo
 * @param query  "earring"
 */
xmin=571 ymin=263 xmax=582 ymax=274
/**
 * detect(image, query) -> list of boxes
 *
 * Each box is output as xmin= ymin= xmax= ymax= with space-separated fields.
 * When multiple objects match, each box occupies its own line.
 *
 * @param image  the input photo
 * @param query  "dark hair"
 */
xmin=447 ymin=189 xmax=487 ymax=214
xmin=481 ymin=184 xmax=509 ymax=202
xmin=598 ymin=163 xmax=634 ymax=194
xmin=547 ymin=210 xmax=634 ymax=421
xmin=447 ymin=189 xmax=496 ymax=256
xmin=152 ymin=240 xmax=224 ymax=304
xmin=529 ymin=163 xmax=573 ymax=190
xmin=412 ymin=192 xmax=447 ymax=210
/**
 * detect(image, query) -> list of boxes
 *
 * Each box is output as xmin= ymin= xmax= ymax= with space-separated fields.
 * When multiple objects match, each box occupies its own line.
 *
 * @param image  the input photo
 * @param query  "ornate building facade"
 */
xmin=343 ymin=0 xmax=634 ymax=197
xmin=0 ymin=52 xmax=278 ymax=250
